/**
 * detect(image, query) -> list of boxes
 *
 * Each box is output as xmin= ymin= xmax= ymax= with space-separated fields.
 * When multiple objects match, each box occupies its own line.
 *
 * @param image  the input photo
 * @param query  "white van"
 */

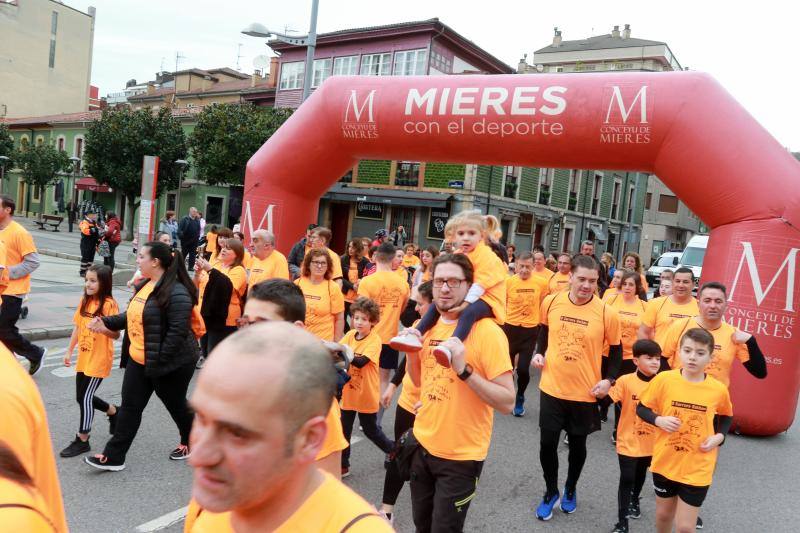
xmin=678 ymin=235 xmax=709 ymax=281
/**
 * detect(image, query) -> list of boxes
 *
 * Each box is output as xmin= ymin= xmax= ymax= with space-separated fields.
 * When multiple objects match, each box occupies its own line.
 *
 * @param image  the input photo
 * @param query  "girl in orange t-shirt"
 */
xmin=391 ymin=210 xmax=507 ymax=366
xmin=60 ymin=265 xmax=120 ymax=458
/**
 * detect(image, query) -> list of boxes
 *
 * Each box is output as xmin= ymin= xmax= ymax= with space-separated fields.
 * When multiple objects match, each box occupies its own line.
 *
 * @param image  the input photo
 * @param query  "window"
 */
xmin=393 ymin=49 xmax=427 ymax=76
xmin=626 ymin=185 xmax=635 ymax=222
xmin=517 ymin=213 xmax=533 ymax=234
xmin=333 ymin=56 xmax=358 ymax=76
xmin=166 ymin=193 xmax=177 ymax=212
xmin=205 ymin=196 xmax=225 ymax=224
xmin=611 ymin=180 xmax=621 ymax=219
xmin=360 ymin=53 xmax=391 ymax=76
xmin=538 ymin=168 xmax=551 ymax=205
xmin=645 ymin=192 xmax=652 ymax=209
xmin=32 ymin=186 xmax=41 ymax=202
xmin=19 ymin=136 xmax=29 ymax=150
xmin=591 ymin=174 xmax=602 ymax=215
xmin=658 ymin=194 xmax=679 ymax=213
xmin=430 ymin=50 xmax=452 ymax=73
xmin=35 ymin=136 xmax=44 ymax=146
xmin=57 ymin=137 xmax=65 ymax=151
xmin=279 ymin=62 xmax=305 ymax=90
xmin=49 ymin=11 xmax=58 ymax=68
xmin=503 ymin=166 xmax=518 ymax=199
xmin=312 ymin=59 xmax=332 ymax=87
xmin=74 ymin=137 xmax=84 ymax=173
xmin=568 ymin=170 xmax=579 ymax=211
xmin=395 ymin=161 xmax=420 ymax=187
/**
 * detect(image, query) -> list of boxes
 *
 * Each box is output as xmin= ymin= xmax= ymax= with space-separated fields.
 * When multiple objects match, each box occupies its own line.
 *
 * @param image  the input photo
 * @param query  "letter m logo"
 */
xmin=728 ymin=242 xmax=798 ymax=312
xmin=344 ymin=90 xmax=376 ymax=123
xmin=241 ymin=200 xmax=276 ymax=237
xmin=604 ymin=85 xmax=649 ymax=124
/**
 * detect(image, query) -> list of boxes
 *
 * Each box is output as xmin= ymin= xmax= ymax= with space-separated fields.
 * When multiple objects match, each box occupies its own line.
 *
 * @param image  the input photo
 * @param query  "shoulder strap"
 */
xmin=339 ymin=512 xmax=379 ymax=533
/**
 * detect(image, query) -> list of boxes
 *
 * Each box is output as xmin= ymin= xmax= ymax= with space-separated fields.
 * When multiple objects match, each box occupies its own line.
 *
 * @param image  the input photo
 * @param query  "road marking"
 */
xmin=51 ymin=367 xmax=76 ymax=378
xmin=134 ymin=506 xmax=189 ymax=532
xmin=351 ymin=435 xmax=364 ymax=445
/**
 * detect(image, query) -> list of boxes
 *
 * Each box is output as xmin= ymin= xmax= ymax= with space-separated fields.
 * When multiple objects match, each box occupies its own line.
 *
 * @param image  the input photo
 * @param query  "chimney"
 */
xmin=622 ymin=24 xmax=631 ymax=39
xmin=267 ymin=57 xmax=279 ymax=88
xmin=553 ymin=27 xmax=562 ymax=47
xmin=146 ymin=82 xmax=155 ymax=95
xmin=251 ymin=72 xmax=258 ymax=88
xmin=612 ymin=25 xmax=620 ymax=38
xmin=517 ymin=53 xmax=529 ymax=73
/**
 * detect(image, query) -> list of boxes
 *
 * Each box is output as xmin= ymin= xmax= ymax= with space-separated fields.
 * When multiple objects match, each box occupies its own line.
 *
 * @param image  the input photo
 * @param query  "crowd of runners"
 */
xmin=0 ymin=198 xmax=769 ymax=532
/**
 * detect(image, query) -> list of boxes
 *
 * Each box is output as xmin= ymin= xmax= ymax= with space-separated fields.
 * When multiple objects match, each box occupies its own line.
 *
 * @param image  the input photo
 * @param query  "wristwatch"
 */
xmin=457 ymin=363 xmax=474 ymax=381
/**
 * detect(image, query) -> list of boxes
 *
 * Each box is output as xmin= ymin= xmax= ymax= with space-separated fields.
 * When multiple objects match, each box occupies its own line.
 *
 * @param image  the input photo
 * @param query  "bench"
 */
xmin=33 ymin=214 xmax=64 ymax=232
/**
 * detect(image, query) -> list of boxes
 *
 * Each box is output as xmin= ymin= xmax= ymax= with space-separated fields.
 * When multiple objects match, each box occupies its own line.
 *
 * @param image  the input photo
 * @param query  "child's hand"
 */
xmin=63 ymin=352 xmax=72 ymax=367
xmin=655 ymin=416 xmax=682 ymax=433
xmin=699 ymin=433 xmax=725 ymax=452
xmin=532 ymin=354 xmax=545 ymax=369
xmin=381 ymin=383 xmax=397 ymax=408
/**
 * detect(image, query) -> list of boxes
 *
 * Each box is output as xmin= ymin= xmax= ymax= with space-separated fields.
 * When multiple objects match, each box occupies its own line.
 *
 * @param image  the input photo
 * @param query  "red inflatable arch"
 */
xmin=242 ymin=72 xmax=800 ymax=436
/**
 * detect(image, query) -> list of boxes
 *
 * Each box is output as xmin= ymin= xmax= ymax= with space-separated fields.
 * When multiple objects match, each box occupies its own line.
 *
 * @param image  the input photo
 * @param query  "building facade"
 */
xmin=0 ymin=0 xmax=96 ymax=118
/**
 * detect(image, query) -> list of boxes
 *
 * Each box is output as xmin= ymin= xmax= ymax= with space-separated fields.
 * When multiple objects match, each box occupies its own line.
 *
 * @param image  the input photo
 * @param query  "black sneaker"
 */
xmin=612 ymin=519 xmax=629 ymax=533
xmin=60 ymin=436 xmax=90 ymax=458
xmin=28 ymin=347 xmax=47 ymax=376
xmin=85 ymin=454 xmax=125 ymax=471
xmin=169 ymin=444 xmax=191 ymax=460
xmin=627 ymin=498 xmax=641 ymax=519
xmin=696 ymin=516 xmax=704 ymax=529
xmin=611 ymin=430 xmax=617 ymax=444
xmin=107 ymin=406 xmax=119 ymax=435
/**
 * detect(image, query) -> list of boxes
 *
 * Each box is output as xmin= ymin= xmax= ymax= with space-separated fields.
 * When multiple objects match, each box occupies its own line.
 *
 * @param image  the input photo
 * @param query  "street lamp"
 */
xmin=174 ymin=159 xmax=188 ymax=215
xmin=0 ymin=155 xmax=9 ymax=195
xmin=242 ymin=0 xmax=320 ymax=102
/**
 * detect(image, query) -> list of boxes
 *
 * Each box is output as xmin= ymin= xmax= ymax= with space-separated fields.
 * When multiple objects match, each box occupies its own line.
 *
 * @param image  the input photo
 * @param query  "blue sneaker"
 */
xmin=560 ymin=487 xmax=577 ymax=513
xmin=513 ymin=394 xmax=525 ymax=417
xmin=536 ymin=491 xmax=560 ymax=521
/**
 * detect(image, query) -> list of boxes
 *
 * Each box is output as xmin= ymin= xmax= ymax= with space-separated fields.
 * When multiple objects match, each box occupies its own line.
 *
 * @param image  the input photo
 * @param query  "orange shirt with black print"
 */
xmin=414 ymin=318 xmax=512 ymax=461
xmin=548 ymin=271 xmax=570 ymax=293
xmin=661 ymin=317 xmax=749 ymax=388
xmin=357 ymin=271 xmax=410 ymax=343
xmin=642 ymin=295 xmax=699 ymax=348
xmin=73 ymin=297 xmax=119 ymax=377
xmin=608 ymin=372 xmax=657 ymax=457
xmin=127 ymin=281 xmax=156 ymax=365
xmin=505 ymin=274 xmax=549 ymax=328
xmin=459 ymin=241 xmax=508 ymax=324
xmin=539 ymin=292 xmax=622 ymax=403
xmin=344 ymin=258 xmax=360 ymax=303
xmin=340 ymin=329 xmax=383 ymax=413
xmin=397 ymin=319 xmax=422 ymax=413
xmin=605 ymin=294 xmax=647 ymax=360
xmin=639 ymin=369 xmax=733 ymax=487
xmin=0 ymin=220 xmax=37 ymax=295
xmin=248 ymin=250 xmax=290 ymax=290
xmin=294 ymin=277 xmax=345 ymax=342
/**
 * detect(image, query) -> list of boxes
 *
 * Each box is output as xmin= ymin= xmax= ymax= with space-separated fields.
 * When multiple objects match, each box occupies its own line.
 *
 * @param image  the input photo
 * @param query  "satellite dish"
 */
xmin=253 ymin=55 xmax=270 ymax=72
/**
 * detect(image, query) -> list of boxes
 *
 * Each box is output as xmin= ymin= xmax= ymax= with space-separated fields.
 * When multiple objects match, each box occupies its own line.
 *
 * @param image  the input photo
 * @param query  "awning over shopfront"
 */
xmin=75 ymin=177 xmax=112 ymax=193
xmin=324 ymin=184 xmax=452 ymax=208
xmin=587 ymin=222 xmax=607 ymax=241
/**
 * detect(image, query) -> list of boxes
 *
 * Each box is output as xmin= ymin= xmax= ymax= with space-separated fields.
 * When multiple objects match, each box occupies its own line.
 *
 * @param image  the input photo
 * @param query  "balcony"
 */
xmin=503 ymin=180 xmax=518 ymax=199
xmin=538 ymin=185 xmax=551 ymax=206
xmin=568 ymin=192 xmax=577 ymax=211
xmin=395 ymin=162 xmax=420 ymax=187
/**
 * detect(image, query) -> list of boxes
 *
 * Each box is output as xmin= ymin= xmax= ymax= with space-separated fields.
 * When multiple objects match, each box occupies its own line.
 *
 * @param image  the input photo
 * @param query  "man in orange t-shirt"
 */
xmin=247 ymin=229 xmax=290 ymax=290
xmin=0 ymin=195 xmax=46 ymax=375
xmin=406 ymin=253 xmax=514 ymax=532
xmin=184 ymin=323 xmax=391 ymax=533
xmin=548 ymin=253 xmax=572 ymax=293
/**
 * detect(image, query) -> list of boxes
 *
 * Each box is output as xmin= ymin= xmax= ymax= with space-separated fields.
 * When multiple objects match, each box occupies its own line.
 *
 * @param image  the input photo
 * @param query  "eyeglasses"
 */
xmin=432 ymin=278 xmax=466 ymax=288
xmin=236 ymin=315 xmax=270 ymax=329
xmin=310 ymin=261 xmax=328 ymax=267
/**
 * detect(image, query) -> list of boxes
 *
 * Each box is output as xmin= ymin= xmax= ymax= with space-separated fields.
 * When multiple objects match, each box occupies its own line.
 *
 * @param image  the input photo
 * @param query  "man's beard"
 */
xmin=436 ymin=299 xmax=463 ymax=313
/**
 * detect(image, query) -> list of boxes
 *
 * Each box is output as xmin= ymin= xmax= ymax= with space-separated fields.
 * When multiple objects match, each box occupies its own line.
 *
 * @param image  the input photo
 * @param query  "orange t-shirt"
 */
xmin=398 ymin=360 xmax=420 ymax=414
xmin=344 ymin=258 xmax=360 ymax=303
xmin=317 ymin=399 xmax=348 ymax=461
xmin=538 ymin=292 xmax=622 ymax=402
xmin=661 ymin=317 xmax=750 ymax=387
xmin=357 ymin=271 xmax=410 ymax=344
xmin=184 ymin=472 xmax=391 ymax=533
xmin=642 ymin=296 xmax=699 ymax=348
xmin=460 ymin=241 xmax=507 ymax=324
xmin=639 ymin=369 xmax=733 ymax=486
xmin=548 ymin=271 xmax=570 ymax=293
xmin=532 ymin=269 xmax=554 ymax=285
xmin=295 ymin=277 xmax=345 ymax=342
xmin=197 ymin=264 xmax=247 ymax=327
xmin=505 ymin=274 xmax=549 ymax=328
xmin=248 ymin=250 xmax=290 ymax=289
xmin=0 ymin=344 xmax=67 ymax=533
xmin=414 ymin=318 xmax=512 ymax=461
xmin=206 ymin=232 xmax=218 ymax=254
xmin=602 ymin=287 xmax=619 ymax=301
xmin=402 ymin=254 xmax=421 ymax=270
xmin=0 ymin=220 xmax=37 ymax=295
xmin=394 ymin=266 xmax=409 ymax=284
xmin=127 ymin=281 xmax=156 ymax=365
xmin=608 ymin=372 xmax=658 ymax=457
xmin=606 ymin=295 xmax=647 ymax=360
xmin=242 ymin=250 xmax=253 ymax=270
xmin=0 ymin=478 xmax=56 ymax=533
xmin=73 ymin=297 xmax=119 ymax=378
xmin=325 ymin=247 xmax=343 ymax=280
xmin=340 ymin=329 xmax=383 ymax=413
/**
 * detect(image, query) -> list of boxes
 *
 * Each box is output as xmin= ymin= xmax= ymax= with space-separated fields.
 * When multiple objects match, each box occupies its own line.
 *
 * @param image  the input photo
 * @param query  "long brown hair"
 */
xmin=221 ymin=238 xmax=245 ymax=268
xmin=79 ymin=265 xmax=114 ymax=317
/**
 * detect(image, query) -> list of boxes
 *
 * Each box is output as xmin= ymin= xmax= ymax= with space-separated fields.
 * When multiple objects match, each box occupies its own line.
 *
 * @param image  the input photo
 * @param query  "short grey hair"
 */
xmin=252 ymin=229 xmax=275 ymax=245
xmin=581 ymin=240 xmax=594 ymax=248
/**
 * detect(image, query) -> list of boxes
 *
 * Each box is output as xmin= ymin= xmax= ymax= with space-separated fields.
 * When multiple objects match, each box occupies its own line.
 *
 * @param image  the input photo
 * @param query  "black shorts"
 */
xmin=380 ymin=344 xmax=399 ymax=370
xmin=501 ymin=324 xmax=538 ymax=359
xmin=652 ymin=472 xmax=709 ymax=507
xmin=539 ymin=390 xmax=601 ymax=436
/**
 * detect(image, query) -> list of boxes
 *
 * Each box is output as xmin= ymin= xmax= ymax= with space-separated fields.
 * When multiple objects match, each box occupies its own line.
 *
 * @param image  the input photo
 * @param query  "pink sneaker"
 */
xmin=389 ymin=332 xmax=422 ymax=352
xmin=432 ymin=344 xmax=452 ymax=368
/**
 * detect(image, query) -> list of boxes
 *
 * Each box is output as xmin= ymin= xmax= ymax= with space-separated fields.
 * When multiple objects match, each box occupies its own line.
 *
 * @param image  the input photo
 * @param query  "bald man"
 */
xmin=184 ymin=323 xmax=393 ymax=532
xmin=247 ymin=230 xmax=290 ymax=290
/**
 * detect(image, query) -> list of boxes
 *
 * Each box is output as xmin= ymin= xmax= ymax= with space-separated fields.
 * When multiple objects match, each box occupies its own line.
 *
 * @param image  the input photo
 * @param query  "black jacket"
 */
xmin=177 ymin=215 xmax=200 ymax=244
xmin=200 ymin=268 xmax=235 ymax=329
xmin=340 ymin=254 xmax=369 ymax=294
xmin=288 ymin=238 xmax=308 ymax=268
xmin=104 ymin=280 xmax=198 ymax=377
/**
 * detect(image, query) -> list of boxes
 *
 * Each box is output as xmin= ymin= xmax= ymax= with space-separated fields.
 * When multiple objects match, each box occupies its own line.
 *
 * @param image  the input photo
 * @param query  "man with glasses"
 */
xmin=549 ymin=253 xmax=572 ymax=293
xmin=406 ymin=253 xmax=514 ymax=532
xmin=247 ymin=229 xmax=290 ymax=291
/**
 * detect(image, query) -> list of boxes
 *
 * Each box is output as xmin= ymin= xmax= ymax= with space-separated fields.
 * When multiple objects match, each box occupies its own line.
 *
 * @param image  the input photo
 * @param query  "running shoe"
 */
xmin=195 ymin=356 xmax=206 ymax=369
xmin=60 ymin=436 xmax=90 ymax=458
xmin=169 ymin=444 xmax=191 ymax=460
xmin=535 ymin=491 xmax=560 ymax=521
xmin=28 ymin=347 xmax=47 ymax=376
xmin=341 ymin=467 xmax=351 ymax=478
xmin=627 ymin=497 xmax=641 ymax=519
xmin=560 ymin=487 xmax=577 ymax=514
xmin=696 ymin=516 xmax=704 ymax=529
xmin=512 ymin=395 xmax=525 ymax=417
xmin=107 ymin=406 xmax=119 ymax=435
xmin=389 ymin=332 xmax=422 ymax=352
xmin=612 ymin=519 xmax=629 ymax=532
xmin=432 ymin=345 xmax=452 ymax=368
xmin=85 ymin=454 xmax=125 ymax=471
xmin=611 ymin=430 xmax=617 ymax=444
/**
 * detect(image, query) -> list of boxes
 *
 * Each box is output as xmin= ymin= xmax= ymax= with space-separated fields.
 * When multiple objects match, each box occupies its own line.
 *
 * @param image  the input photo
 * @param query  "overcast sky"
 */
xmin=68 ymin=0 xmax=799 ymax=150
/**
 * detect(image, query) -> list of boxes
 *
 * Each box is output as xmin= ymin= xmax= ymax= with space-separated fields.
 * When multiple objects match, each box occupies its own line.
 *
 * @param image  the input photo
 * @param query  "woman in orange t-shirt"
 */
xmin=60 ymin=265 xmax=120 ymax=459
xmin=339 ymin=239 xmax=369 ymax=333
xmin=295 ymin=249 xmax=345 ymax=342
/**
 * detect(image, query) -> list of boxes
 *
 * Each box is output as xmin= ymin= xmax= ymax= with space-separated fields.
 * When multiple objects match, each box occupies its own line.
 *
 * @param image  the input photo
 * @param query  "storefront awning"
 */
xmin=75 ymin=177 xmax=112 ymax=193
xmin=588 ymin=223 xmax=607 ymax=241
xmin=324 ymin=184 xmax=452 ymax=208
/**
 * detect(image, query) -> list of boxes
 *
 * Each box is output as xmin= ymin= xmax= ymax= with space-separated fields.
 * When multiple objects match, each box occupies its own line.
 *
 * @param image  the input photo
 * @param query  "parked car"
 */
xmin=678 ymin=235 xmax=709 ymax=282
xmin=646 ymin=251 xmax=683 ymax=287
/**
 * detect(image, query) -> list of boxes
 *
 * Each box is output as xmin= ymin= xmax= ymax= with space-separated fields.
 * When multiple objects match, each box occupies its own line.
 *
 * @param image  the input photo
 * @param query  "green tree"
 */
xmin=84 ymin=107 xmax=188 ymax=237
xmin=189 ymin=103 xmax=292 ymax=186
xmin=14 ymin=143 xmax=72 ymax=219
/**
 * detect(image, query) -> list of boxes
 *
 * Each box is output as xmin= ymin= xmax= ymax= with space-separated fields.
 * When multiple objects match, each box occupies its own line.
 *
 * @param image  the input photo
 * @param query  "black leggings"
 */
xmin=618 ymin=454 xmax=651 ymax=522
xmin=502 ymin=324 xmax=538 ymax=398
xmin=415 ymin=299 xmax=493 ymax=340
xmin=205 ymin=326 xmax=237 ymax=357
xmin=340 ymin=409 xmax=394 ymax=469
xmin=382 ymin=405 xmax=416 ymax=505
xmin=75 ymin=372 xmax=110 ymax=434
xmin=540 ymin=429 xmax=588 ymax=496
xmin=79 ymin=239 xmax=96 ymax=277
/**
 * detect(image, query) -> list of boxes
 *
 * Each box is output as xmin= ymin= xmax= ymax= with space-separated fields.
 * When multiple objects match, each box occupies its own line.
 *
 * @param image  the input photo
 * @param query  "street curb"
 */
xmin=22 ymin=325 xmax=73 ymax=342
xmin=39 ymin=248 xmax=137 ymax=269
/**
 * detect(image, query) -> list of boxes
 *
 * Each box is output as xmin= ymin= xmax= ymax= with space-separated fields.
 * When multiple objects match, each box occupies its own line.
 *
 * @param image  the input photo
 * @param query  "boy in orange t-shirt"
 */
xmin=334 ymin=297 xmax=394 ymax=478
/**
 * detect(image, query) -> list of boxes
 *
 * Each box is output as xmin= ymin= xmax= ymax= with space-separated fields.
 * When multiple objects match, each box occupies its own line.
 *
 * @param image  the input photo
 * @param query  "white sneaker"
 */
xmin=432 ymin=344 xmax=452 ymax=368
xmin=389 ymin=332 xmax=422 ymax=352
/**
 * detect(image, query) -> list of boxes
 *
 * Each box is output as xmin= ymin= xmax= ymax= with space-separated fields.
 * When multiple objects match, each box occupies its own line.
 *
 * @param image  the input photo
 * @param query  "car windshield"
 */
xmin=681 ymin=247 xmax=706 ymax=267
xmin=656 ymin=256 xmax=677 ymax=267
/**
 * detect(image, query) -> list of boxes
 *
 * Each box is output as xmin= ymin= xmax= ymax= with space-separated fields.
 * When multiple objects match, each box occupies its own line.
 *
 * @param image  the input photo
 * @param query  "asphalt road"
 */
xmin=28 ymin=338 xmax=798 ymax=533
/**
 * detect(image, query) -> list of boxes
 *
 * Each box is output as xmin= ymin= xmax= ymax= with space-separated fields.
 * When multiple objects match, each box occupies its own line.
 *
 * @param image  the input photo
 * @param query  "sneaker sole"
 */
xmin=60 ymin=445 xmax=90 ymax=458
xmin=389 ymin=340 xmax=422 ymax=352
xmin=513 ymin=410 xmax=525 ymax=417
xmin=84 ymin=457 xmax=125 ymax=471
xmin=432 ymin=346 xmax=451 ymax=368
xmin=30 ymin=348 xmax=47 ymax=376
xmin=561 ymin=506 xmax=576 ymax=514
xmin=169 ymin=454 xmax=191 ymax=460
xmin=536 ymin=497 xmax=559 ymax=521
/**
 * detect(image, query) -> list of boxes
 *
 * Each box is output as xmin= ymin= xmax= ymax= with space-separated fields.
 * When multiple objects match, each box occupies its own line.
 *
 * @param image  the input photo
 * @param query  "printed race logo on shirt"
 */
xmin=422 ymin=342 xmax=454 ymax=403
xmin=667 ymin=401 xmax=708 ymax=453
xmin=556 ymin=316 xmax=590 ymax=362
